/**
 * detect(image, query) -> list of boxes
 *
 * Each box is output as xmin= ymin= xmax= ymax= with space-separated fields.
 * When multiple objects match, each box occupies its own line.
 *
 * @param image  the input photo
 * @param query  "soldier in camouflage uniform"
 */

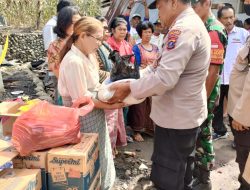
xmin=188 ymin=0 xmax=228 ymax=189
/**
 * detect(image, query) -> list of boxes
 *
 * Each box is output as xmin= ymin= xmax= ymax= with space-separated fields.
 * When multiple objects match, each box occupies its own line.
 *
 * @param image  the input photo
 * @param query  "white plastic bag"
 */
xmin=98 ymin=78 xmax=145 ymax=105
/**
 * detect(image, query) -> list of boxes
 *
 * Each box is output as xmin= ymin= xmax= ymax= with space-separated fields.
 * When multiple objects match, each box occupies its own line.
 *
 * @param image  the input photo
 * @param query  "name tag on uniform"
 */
xmin=232 ymin=38 xmax=241 ymax=43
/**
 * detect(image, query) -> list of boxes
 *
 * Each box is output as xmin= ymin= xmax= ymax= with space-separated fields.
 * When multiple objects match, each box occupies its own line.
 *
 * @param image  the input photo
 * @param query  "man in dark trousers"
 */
xmin=190 ymin=0 xmax=227 ymax=189
xmin=108 ymin=0 xmax=211 ymax=189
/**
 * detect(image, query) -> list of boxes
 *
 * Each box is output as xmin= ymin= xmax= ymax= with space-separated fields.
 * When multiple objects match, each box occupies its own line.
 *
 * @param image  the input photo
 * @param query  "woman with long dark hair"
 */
xmin=47 ymin=6 xmax=81 ymax=105
xmin=47 ymin=6 xmax=81 ymax=78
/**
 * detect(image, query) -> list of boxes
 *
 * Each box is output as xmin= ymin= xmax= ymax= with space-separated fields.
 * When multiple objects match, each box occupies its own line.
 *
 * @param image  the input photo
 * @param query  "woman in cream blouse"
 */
xmin=58 ymin=17 xmax=124 ymax=190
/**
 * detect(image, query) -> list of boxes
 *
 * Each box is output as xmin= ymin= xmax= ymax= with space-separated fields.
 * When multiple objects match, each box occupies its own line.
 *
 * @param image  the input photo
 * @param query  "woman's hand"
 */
xmin=93 ymin=99 xmax=125 ymax=110
xmin=106 ymin=102 xmax=126 ymax=109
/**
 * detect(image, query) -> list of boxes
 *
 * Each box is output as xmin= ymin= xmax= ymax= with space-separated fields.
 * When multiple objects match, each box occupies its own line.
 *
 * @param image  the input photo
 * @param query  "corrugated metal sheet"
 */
xmin=105 ymin=0 xmax=159 ymax=25
xmin=105 ymin=0 xmax=130 ymax=25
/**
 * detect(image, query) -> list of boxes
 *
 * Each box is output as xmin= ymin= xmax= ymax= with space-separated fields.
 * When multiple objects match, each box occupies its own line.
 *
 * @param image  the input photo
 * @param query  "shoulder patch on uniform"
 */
xmin=166 ymin=29 xmax=181 ymax=50
xmin=168 ymin=29 xmax=181 ymax=37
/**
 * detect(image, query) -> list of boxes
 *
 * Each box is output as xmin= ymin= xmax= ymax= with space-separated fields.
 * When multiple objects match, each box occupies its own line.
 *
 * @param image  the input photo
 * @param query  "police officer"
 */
xmin=227 ymin=4 xmax=250 ymax=189
xmin=109 ymin=0 xmax=211 ymax=189
xmin=228 ymin=36 xmax=250 ymax=190
xmin=189 ymin=0 xmax=228 ymax=189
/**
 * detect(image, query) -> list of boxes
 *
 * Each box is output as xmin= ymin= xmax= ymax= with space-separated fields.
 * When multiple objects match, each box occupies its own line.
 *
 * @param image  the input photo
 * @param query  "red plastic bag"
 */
xmin=12 ymin=97 xmax=94 ymax=156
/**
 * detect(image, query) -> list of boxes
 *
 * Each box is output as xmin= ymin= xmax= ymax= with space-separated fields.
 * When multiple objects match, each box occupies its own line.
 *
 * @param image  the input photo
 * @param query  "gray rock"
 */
xmin=35 ymin=86 xmax=44 ymax=92
xmin=36 ymin=91 xmax=48 ymax=97
xmin=38 ymin=95 xmax=53 ymax=102
xmin=33 ymin=77 xmax=41 ymax=84
xmin=125 ymin=170 xmax=131 ymax=177
xmin=139 ymin=163 xmax=148 ymax=171
xmin=122 ymin=183 xmax=128 ymax=190
xmin=132 ymin=169 xmax=138 ymax=176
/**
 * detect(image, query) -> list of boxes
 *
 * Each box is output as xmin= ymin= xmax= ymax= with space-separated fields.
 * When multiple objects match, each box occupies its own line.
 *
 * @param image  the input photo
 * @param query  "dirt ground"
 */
xmin=114 ymin=126 xmax=240 ymax=190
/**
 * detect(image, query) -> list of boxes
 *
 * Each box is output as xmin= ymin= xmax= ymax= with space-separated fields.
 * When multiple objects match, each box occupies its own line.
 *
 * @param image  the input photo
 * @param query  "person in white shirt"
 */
xmin=212 ymin=5 xmax=249 ymax=140
xmin=130 ymin=14 xmax=143 ymax=44
xmin=124 ymin=0 xmax=149 ymax=45
xmin=42 ymin=0 xmax=75 ymax=104
xmin=150 ymin=19 xmax=164 ymax=52
xmin=42 ymin=0 xmax=74 ymax=51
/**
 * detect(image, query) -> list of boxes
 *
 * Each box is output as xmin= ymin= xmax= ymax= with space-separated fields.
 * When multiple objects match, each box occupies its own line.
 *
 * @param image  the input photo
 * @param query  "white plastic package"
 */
xmin=98 ymin=78 xmax=146 ymax=105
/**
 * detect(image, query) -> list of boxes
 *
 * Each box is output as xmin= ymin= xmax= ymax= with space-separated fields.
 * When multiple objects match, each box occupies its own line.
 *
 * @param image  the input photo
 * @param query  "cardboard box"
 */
xmin=0 ymin=101 xmax=22 ymax=117
xmin=47 ymin=133 xmax=100 ymax=190
xmin=1 ymin=116 xmax=17 ymax=136
xmin=0 ymin=99 xmax=40 ymax=117
xmin=0 ymin=139 xmax=18 ymax=167
xmin=0 ymin=168 xmax=42 ymax=190
xmin=13 ymin=150 xmax=49 ymax=190
xmin=89 ymin=170 xmax=101 ymax=190
xmin=0 ymin=100 xmax=40 ymax=136
xmin=0 ymin=101 xmax=21 ymax=137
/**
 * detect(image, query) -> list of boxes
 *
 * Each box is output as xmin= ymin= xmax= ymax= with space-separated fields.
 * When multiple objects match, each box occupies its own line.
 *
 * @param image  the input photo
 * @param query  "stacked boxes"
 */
xmin=0 ymin=101 xmax=101 ymax=189
xmin=13 ymin=150 xmax=49 ymax=190
xmin=47 ymin=133 xmax=100 ymax=190
xmin=0 ymin=133 xmax=100 ymax=190
xmin=0 ymin=168 xmax=42 ymax=190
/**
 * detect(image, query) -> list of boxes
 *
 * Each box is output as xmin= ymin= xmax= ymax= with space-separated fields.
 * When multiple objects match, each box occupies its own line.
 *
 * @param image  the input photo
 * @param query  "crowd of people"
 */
xmin=42 ymin=0 xmax=250 ymax=189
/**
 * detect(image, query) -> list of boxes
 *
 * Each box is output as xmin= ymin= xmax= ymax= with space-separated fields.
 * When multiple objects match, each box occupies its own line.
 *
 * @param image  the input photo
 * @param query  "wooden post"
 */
xmin=36 ymin=0 xmax=43 ymax=30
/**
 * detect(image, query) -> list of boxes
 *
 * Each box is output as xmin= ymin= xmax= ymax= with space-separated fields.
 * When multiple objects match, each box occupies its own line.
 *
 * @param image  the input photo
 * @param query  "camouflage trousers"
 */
xmin=195 ymin=115 xmax=215 ymax=171
xmin=195 ymin=79 xmax=220 ymax=171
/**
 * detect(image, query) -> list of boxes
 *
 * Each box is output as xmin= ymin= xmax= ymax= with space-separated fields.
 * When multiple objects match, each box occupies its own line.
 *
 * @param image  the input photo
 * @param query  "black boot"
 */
xmin=193 ymin=168 xmax=212 ymax=190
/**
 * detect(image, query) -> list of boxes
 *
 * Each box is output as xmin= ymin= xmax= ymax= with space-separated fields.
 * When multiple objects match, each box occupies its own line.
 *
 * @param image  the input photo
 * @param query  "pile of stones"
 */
xmin=0 ymin=31 xmax=45 ymax=63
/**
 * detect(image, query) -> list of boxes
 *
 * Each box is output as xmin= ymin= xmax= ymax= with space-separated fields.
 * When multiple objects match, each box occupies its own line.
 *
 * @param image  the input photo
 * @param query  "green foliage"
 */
xmin=0 ymin=0 xmax=101 ymax=29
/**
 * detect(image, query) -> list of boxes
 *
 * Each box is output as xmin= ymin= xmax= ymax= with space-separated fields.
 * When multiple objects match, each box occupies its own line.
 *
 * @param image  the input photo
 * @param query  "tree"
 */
xmin=0 ymin=0 xmax=101 ymax=29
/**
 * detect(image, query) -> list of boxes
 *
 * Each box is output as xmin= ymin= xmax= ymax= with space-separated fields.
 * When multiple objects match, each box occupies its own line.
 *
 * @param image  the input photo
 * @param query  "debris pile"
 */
xmin=114 ymin=151 xmax=155 ymax=190
xmin=0 ymin=60 xmax=52 ymax=102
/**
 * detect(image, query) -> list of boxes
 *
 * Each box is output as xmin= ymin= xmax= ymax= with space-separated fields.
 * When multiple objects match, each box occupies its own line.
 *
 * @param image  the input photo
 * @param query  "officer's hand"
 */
xmin=232 ymin=120 xmax=249 ymax=131
xmin=108 ymin=82 xmax=131 ymax=104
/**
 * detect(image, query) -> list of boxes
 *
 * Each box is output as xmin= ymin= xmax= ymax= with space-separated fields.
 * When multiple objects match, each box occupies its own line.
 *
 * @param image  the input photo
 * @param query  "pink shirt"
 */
xmin=107 ymin=36 xmax=135 ymax=63
xmin=138 ymin=44 xmax=159 ymax=68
